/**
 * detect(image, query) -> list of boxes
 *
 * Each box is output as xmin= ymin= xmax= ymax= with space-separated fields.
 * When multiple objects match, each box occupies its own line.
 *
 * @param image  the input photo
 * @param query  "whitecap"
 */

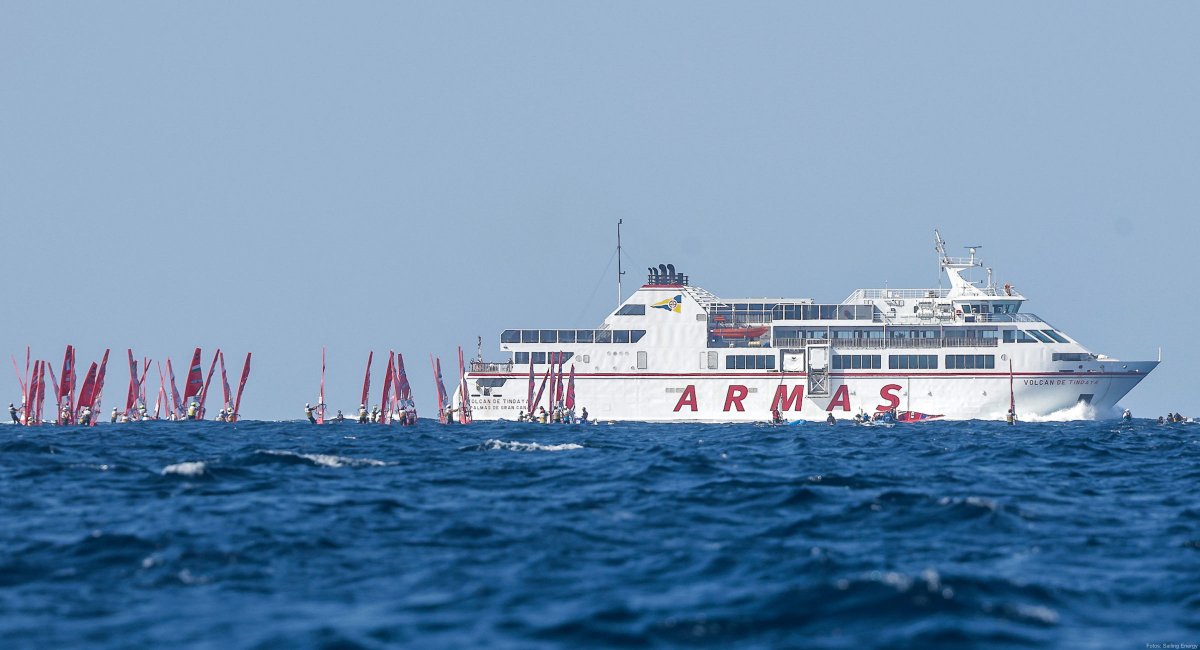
xmin=1019 ymin=402 xmax=1113 ymax=423
xmin=255 ymin=449 xmax=388 ymax=467
xmin=162 ymin=461 xmax=207 ymax=476
xmin=477 ymin=439 xmax=583 ymax=452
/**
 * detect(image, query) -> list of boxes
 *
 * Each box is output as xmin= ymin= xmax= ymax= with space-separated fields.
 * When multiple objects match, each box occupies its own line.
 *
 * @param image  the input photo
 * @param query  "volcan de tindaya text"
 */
xmin=456 ymin=233 xmax=1157 ymax=422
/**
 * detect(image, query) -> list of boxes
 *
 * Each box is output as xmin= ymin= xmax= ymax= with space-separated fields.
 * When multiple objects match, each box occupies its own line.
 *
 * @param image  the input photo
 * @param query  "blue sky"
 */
xmin=2 ymin=2 xmax=1195 ymax=419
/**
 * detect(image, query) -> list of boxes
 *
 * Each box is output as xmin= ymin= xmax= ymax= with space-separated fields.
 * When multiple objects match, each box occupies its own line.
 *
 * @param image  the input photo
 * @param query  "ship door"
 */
xmin=807 ymin=345 xmax=830 ymax=397
xmin=782 ymin=350 xmax=805 ymax=373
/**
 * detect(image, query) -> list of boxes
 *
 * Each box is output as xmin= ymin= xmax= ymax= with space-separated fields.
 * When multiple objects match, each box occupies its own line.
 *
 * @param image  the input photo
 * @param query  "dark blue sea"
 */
xmin=1 ymin=419 xmax=1197 ymax=649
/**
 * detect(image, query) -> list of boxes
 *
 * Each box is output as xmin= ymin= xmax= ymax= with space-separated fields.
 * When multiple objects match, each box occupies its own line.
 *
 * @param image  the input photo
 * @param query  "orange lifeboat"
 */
xmin=711 ymin=327 xmax=769 ymax=340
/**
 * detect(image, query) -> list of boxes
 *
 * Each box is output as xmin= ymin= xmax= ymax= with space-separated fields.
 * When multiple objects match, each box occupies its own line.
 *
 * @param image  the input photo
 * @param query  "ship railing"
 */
xmin=847 ymin=287 xmax=1025 ymax=301
xmin=470 ymin=361 xmax=513 ymax=373
xmin=772 ymin=337 xmax=1000 ymax=350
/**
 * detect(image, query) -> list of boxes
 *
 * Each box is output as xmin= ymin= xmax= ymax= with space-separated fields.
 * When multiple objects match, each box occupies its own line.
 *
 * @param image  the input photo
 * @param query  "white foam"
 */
xmin=161 ymin=461 xmax=207 ymax=476
xmin=255 ymin=449 xmax=388 ymax=467
xmin=479 ymin=439 xmax=583 ymax=452
xmin=1019 ymin=401 xmax=1119 ymax=423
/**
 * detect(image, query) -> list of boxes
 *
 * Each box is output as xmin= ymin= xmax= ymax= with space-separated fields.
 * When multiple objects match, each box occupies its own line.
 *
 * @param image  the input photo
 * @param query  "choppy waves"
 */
xmin=1 ymin=418 xmax=1198 ymax=648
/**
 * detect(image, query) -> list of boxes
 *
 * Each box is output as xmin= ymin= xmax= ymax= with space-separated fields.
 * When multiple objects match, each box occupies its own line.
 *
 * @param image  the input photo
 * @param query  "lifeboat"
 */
xmin=711 ymin=327 xmax=769 ymax=340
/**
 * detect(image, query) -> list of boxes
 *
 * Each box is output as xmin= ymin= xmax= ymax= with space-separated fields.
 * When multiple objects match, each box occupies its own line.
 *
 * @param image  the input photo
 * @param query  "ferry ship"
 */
xmin=458 ymin=232 xmax=1157 ymax=422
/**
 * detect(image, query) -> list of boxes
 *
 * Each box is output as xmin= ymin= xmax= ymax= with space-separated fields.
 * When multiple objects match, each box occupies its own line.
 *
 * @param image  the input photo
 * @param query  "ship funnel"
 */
xmin=659 ymin=264 xmax=668 ymax=279
xmin=666 ymin=264 xmax=676 ymax=282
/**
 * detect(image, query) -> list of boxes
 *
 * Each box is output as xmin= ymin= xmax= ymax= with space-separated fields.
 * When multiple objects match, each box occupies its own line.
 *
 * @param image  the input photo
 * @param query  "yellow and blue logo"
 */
xmin=652 ymin=295 xmax=682 ymax=313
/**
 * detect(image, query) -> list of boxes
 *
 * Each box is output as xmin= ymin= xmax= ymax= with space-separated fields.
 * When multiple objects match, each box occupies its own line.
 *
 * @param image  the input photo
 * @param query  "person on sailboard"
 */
xmin=538 ymin=407 xmax=547 ymax=424
xmin=1122 ymin=409 xmax=1132 ymax=421
xmin=186 ymin=402 xmax=197 ymax=420
xmin=334 ymin=410 xmax=345 ymax=423
xmin=370 ymin=405 xmax=380 ymax=423
xmin=138 ymin=404 xmax=148 ymax=421
xmin=8 ymin=403 xmax=18 ymax=424
xmin=80 ymin=406 xmax=92 ymax=425
xmin=111 ymin=407 xmax=119 ymax=423
xmin=304 ymin=403 xmax=316 ymax=424
xmin=357 ymin=405 xmax=367 ymax=424
xmin=771 ymin=409 xmax=784 ymax=425
xmin=580 ymin=407 xmax=588 ymax=423
xmin=1006 ymin=410 xmax=1015 ymax=425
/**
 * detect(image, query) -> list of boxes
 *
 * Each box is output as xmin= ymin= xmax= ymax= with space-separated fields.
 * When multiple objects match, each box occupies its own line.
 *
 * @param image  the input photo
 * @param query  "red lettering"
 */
xmin=877 ymin=384 xmax=902 ymax=412
xmin=724 ymin=385 xmax=748 ymax=411
xmin=770 ymin=385 xmax=803 ymax=411
xmin=673 ymin=385 xmax=698 ymax=412
xmin=826 ymin=384 xmax=851 ymax=411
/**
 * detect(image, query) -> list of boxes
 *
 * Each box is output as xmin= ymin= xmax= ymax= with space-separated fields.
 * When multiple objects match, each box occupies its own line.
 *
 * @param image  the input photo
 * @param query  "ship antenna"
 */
xmin=617 ymin=219 xmax=624 ymax=307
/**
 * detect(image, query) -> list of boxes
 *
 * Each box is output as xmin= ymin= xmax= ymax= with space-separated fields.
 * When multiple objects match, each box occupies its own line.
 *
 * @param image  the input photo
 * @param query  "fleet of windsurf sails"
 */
xmin=7 ymin=345 xmax=251 ymax=424
xmin=309 ymin=348 xmax=417 ymax=425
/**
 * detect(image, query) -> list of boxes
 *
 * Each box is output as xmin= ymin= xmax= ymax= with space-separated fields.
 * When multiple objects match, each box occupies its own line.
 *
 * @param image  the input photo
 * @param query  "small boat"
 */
xmin=897 ymin=411 xmax=943 ymax=422
xmin=711 ymin=327 xmax=769 ymax=340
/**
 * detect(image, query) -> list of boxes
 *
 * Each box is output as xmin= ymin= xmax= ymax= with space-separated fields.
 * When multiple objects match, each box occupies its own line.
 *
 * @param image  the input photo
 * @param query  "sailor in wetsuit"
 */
xmin=334 ymin=410 xmax=344 ymax=423
xmin=305 ymin=403 xmax=316 ymax=424
xmin=111 ymin=407 xmax=119 ymax=423
xmin=1122 ymin=409 xmax=1132 ymax=421
xmin=826 ymin=413 xmax=836 ymax=425
xmin=9 ymin=403 xmax=19 ymax=424
xmin=79 ymin=406 xmax=92 ymax=425
xmin=186 ymin=402 xmax=197 ymax=420
xmin=771 ymin=409 xmax=784 ymax=425
xmin=357 ymin=405 xmax=367 ymax=424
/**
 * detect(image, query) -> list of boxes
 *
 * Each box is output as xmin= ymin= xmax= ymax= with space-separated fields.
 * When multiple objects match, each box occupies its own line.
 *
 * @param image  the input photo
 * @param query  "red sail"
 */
xmin=396 ymin=353 xmax=411 ymax=401
xmin=220 ymin=352 xmax=232 ymax=413
xmin=531 ymin=365 xmax=550 ymax=418
xmin=183 ymin=348 xmax=203 ymax=402
xmin=554 ymin=352 xmax=565 ymax=405
xmin=361 ymin=351 xmax=373 ymax=410
xmin=565 ymin=365 xmax=576 ymax=411
xmin=34 ymin=361 xmax=47 ymax=425
xmin=380 ymin=351 xmax=395 ymax=424
xmin=157 ymin=361 xmax=168 ymax=419
xmin=167 ymin=358 xmax=184 ymax=415
xmin=431 ymin=355 xmax=449 ymax=423
xmin=76 ymin=362 xmax=99 ymax=411
xmin=198 ymin=349 xmax=219 ymax=419
xmin=231 ymin=353 xmax=251 ymax=422
xmin=138 ymin=362 xmax=150 ymax=412
xmin=11 ymin=354 xmax=26 ymax=404
xmin=92 ymin=350 xmax=111 ymax=425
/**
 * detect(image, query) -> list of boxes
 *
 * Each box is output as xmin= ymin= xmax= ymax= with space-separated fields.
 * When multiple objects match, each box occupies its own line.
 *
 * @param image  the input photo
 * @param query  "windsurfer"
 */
xmin=371 ymin=405 xmax=380 ymax=423
xmin=1006 ymin=410 xmax=1015 ymax=425
xmin=826 ymin=413 xmax=836 ymax=426
xmin=110 ymin=407 xmax=118 ymax=423
xmin=305 ymin=403 xmax=316 ymax=424
xmin=334 ymin=410 xmax=345 ymax=423
xmin=9 ymin=403 xmax=19 ymax=424
xmin=79 ymin=406 xmax=92 ymax=425
xmin=357 ymin=405 xmax=367 ymax=424
xmin=580 ymin=407 xmax=588 ymax=423
xmin=186 ymin=402 xmax=197 ymax=420
xmin=1122 ymin=409 xmax=1132 ymax=421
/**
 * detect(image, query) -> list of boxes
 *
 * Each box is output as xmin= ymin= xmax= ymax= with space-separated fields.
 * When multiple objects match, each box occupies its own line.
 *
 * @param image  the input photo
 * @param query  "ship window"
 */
xmin=748 ymin=304 xmax=763 ymax=311
xmin=1003 ymin=330 xmax=1016 ymax=343
xmin=783 ymin=305 xmax=796 ymax=319
xmin=515 ymin=352 xmax=529 ymax=364
xmin=1027 ymin=330 xmax=1053 ymax=343
xmin=637 ymin=351 xmax=647 ymax=369
xmin=630 ymin=330 xmax=646 ymax=343
xmin=734 ymin=304 xmax=748 ymax=311
xmin=576 ymin=330 xmax=594 ymax=343
xmin=772 ymin=305 xmax=784 ymax=319
xmin=1016 ymin=330 xmax=1038 ymax=343
xmin=595 ymin=330 xmax=613 ymax=343
xmin=476 ymin=378 xmax=507 ymax=388
xmin=558 ymin=330 xmax=576 ymax=343
xmin=736 ymin=355 xmax=746 ymax=369
xmin=1042 ymin=330 xmax=1069 ymax=343
xmin=857 ymin=305 xmax=873 ymax=320
xmin=1053 ymin=353 xmax=1090 ymax=361
xmin=501 ymin=330 xmax=521 ymax=343
xmin=540 ymin=330 xmax=557 ymax=343
xmin=727 ymin=355 xmax=773 ymax=370
xmin=613 ymin=330 xmax=630 ymax=343
xmin=617 ymin=304 xmax=646 ymax=316
xmin=531 ymin=352 xmax=547 ymax=365
xmin=980 ymin=330 xmax=998 ymax=339
xmin=819 ymin=305 xmax=837 ymax=319
xmin=522 ymin=330 xmax=538 ymax=343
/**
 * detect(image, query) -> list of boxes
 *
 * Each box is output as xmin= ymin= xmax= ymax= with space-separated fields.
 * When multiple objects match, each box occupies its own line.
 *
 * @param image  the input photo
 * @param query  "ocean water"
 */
xmin=1 ymin=418 xmax=1198 ymax=649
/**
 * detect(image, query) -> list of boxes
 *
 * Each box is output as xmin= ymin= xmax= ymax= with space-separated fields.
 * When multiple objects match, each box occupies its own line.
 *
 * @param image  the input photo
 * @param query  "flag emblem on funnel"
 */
xmin=652 ymin=295 xmax=682 ymax=313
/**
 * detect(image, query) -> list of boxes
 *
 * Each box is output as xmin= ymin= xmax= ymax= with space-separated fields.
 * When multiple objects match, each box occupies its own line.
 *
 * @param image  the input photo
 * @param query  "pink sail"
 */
xmin=231 ymin=353 xmax=251 ymax=422
xmin=60 ymin=345 xmax=76 ymax=423
xmin=565 ymin=365 xmax=576 ymax=411
xmin=554 ymin=352 xmax=564 ymax=405
xmin=220 ymin=352 xmax=233 ymax=414
xmin=125 ymin=350 xmax=139 ymax=418
xmin=198 ymin=349 xmax=219 ymax=419
xmin=396 ymin=353 xmax=412 ymax=401
xmin=530 ymin=365 xmax=551 ymax=418
xmin=457 ymin=347 xmax=471 ymax=424
xmin=183 ymin=348 xmax=203 ymax=403
xmin=431 ymin=355 xmax=449 ymax=423
xmin=92 ymin=350 xmax=111 ymax=425
xmin=526 ymin=358 xmax=535 ymax=415
xmin=361 ymin=351 xmax=373 ymax=410
xmin=380 ymin=352 xmax=395 ymax=424
xmin=316 ymin=347 xmax=325 ymax=425
xmin=167 ymin=358 xmax=184 ymax=415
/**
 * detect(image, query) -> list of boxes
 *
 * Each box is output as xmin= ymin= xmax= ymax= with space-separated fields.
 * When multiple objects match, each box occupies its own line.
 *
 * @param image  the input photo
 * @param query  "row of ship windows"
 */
xmin=1005 ymin=330 xmax=1068 ymax=343
xmin=725 ymin=355 xmax=776 ymax=370
xmin=502 ymin=330 xmax=646 ymax=344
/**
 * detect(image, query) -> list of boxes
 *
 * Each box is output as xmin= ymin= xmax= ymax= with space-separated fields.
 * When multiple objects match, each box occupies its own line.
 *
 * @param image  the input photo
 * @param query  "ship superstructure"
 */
xmin=458 ymin=233 xmax=1157 ymax=421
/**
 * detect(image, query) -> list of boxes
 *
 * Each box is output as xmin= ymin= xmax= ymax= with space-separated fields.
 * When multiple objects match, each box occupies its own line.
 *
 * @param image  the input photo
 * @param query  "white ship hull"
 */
xmin=456 ymin=237 xmax=1158 ymax=422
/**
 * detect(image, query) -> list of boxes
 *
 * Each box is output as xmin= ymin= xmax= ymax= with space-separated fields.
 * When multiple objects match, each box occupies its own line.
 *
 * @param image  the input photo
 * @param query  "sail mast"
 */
xmin=617 ymin=219 xmax=624 ymax=307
